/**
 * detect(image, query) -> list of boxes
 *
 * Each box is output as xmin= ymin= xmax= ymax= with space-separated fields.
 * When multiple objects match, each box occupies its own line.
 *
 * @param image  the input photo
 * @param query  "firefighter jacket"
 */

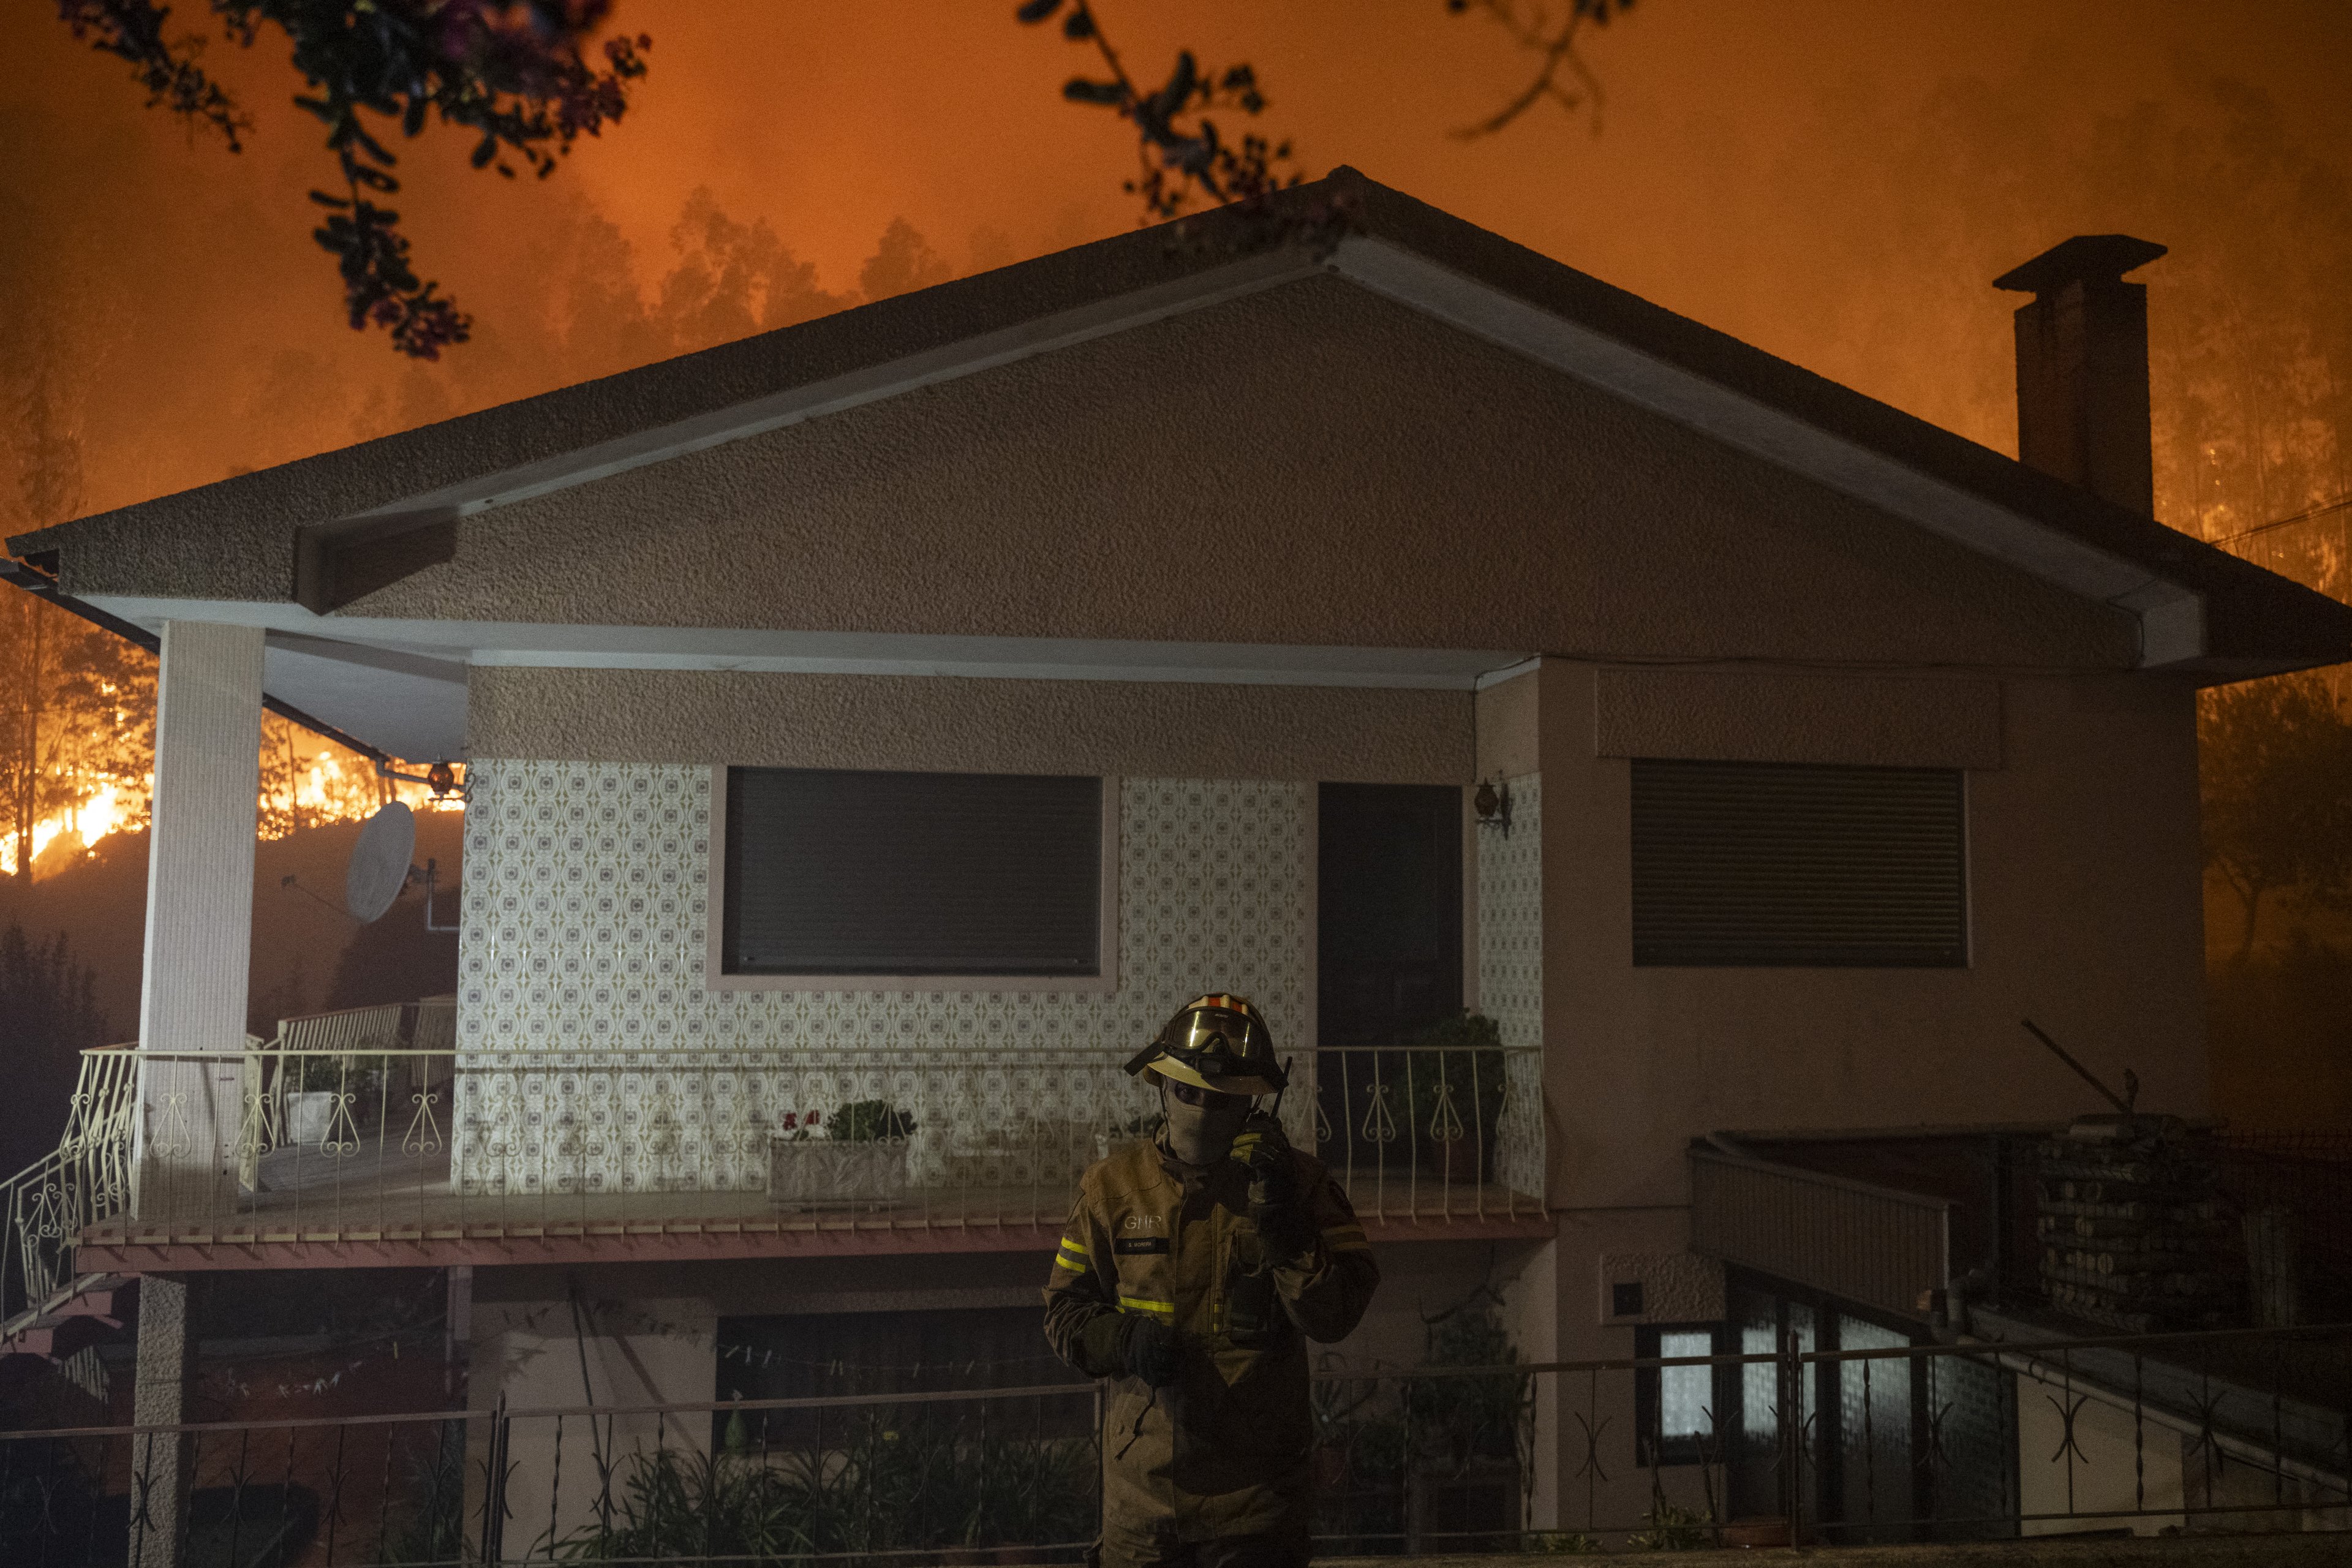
xmin=1043 ymin=1134 xmax=1379 ymax=1550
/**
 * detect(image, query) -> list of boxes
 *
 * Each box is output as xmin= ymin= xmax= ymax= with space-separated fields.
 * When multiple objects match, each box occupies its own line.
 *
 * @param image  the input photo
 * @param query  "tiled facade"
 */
xmin=453 ymin=763 xmax=1314 ymax=1191
xmin=1478 ymin=775 xmax=1546 ymax=1200
xmin=1476 ymin=772 xmax=1542 ymax=1052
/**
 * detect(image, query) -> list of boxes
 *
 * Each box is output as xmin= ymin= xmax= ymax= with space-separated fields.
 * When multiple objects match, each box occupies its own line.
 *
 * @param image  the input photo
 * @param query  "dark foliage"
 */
xmin=2208 ymin=930 xmax=2352 ymax=1131
xmin=548 ymin=1409 xmax=1094 ymax=1562
xmin=57 ymin=1 xmax=650 ymax=357
xmin=1016 ymin=0 xmax=1297 ymax=221
xmin=2199 ymin=673 xmax=2352 ymax=963
xmin=322 ymin=882 xmax=458 ymax=1012
xmin=0 ymin=921 xmax=109 ymax=1176
xmin=1444 ymin=1 xmax=1637 ymax=139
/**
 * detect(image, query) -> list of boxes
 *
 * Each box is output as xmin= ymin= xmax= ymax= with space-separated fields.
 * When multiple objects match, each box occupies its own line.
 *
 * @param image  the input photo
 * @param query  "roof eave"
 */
xmin=17 ymin=168 xmax=2349 ymax=677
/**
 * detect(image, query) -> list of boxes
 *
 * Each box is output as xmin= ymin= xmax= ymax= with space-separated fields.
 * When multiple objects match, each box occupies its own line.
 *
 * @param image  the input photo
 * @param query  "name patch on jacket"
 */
xmin=1114 ymin=1237 xmax=1170 ymax=1255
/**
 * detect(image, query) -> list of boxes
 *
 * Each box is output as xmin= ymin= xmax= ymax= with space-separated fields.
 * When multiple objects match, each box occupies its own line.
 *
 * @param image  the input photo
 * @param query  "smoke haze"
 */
xmin=4 ymin=1 xmax=2348 ymax=542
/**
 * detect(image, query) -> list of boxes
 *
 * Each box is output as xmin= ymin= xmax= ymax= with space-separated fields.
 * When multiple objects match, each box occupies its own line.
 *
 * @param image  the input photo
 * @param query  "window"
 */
xmin=720 ymin=767 xmax=1107 ymax=981
xmin=1636 ymin=1324 xmax=1727 ymax=1466
xmin=1630 ymin=759 xmax=1966 ymax=967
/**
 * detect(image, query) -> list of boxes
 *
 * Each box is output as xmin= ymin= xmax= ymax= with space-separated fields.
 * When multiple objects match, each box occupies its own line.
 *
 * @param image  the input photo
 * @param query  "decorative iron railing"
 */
xmin=53 ymin=1026 xmax=1540 ymax=1251
xmin=2 ymin=1047 xmax=138 ymax=1327
xmin=2 ymin=1003 xmax=458 ymax=1334
xmin=1 ymin=1325 xmax=2343 ymax=1564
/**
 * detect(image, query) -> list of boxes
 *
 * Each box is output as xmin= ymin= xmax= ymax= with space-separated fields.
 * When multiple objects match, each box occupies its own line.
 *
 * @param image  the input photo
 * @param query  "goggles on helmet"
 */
xmin=1125 ymin=994 xmax=1287 ymax=1093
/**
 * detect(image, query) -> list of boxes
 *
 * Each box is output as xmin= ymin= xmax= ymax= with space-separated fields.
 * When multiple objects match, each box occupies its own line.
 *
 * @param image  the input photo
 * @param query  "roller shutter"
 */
xmin=723 ymin=767 xmax=1102 ymax=977
xmin=1631 ymin=759 xmax=1966 ymax=967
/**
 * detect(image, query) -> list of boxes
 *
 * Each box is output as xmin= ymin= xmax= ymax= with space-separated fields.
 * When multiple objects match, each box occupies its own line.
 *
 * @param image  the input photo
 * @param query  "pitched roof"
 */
xmin=13 ymin=167 xmax=2348 ymax=682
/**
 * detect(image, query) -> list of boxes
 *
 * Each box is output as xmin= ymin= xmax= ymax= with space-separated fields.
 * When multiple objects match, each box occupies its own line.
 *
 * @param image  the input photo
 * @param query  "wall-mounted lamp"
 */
xmin=1473 ymin=776 xmax=1513 ymax=838
xmin=377 ymin=757 xmax=470 ymax=802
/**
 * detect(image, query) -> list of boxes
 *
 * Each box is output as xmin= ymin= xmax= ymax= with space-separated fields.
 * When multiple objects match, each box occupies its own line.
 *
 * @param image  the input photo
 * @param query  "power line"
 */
xmin=2213 ymin=493 xmax=2352 ymax=546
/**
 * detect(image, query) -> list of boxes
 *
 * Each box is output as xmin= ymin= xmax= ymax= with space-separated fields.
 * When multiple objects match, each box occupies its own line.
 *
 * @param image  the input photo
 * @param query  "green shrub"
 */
xmin=827 ymin=1099 xmax=918 ymax=1142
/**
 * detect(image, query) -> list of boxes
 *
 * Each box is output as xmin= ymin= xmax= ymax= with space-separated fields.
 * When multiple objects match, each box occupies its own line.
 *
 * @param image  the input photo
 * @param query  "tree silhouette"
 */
xmin=57 ymin=1 xmax=650 ymax=358
xmin=2199 ymin=673 xmax=2352 ymax=963
xmin=0 ymin=922 xmax=109 ymax=1175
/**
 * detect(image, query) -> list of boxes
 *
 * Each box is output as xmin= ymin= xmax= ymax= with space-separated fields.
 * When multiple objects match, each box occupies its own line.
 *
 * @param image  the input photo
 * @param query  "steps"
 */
xmin=1 ymin=1272 xmax=131 ymax=1362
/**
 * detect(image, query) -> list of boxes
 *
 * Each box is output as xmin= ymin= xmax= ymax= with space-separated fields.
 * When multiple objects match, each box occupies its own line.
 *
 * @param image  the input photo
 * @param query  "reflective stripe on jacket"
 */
xmin=1043 ymin=1136 xmax=1379 ymax=1547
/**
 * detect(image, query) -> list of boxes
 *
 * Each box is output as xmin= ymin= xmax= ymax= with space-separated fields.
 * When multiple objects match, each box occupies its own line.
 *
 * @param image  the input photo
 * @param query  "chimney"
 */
xmin=1992 ymin=235 xmax=2167 ymax=514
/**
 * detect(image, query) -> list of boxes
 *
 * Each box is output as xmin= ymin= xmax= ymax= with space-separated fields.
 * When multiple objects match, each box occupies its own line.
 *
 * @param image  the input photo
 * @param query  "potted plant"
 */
xmin=1402 ymin=1012 xmax=1507 ymax=1184
xmin=769 ymin=1099 xmax=918 ymax=1211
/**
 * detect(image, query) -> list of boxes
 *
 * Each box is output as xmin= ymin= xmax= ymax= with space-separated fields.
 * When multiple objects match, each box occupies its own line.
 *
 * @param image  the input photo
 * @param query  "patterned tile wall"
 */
xmin=1477 ymin=774 xmax=1544 ymax=1198
xmin=455 ymin=763 xmax=1311 ymax=1191
xmin=1477 ymin=772 xmax=1542 ymax=1049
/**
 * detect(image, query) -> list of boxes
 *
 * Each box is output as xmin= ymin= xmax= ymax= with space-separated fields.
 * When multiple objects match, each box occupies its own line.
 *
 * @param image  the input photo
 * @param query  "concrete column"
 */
xmin=130 ymin=1273 xmax=197 ymax=1568
xmin=132 ymin=622 xmax=265 ymax=1221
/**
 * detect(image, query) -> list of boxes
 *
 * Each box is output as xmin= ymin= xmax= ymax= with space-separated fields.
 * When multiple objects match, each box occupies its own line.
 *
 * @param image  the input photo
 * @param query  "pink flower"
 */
xmin=780 ymin=1113 xmax=798 ymax=1131
xmin=805 ymin=1110 xmax=821 ymax=1127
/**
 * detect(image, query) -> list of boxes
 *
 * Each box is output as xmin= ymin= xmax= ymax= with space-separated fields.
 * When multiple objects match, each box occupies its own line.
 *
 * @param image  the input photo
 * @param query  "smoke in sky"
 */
xmin=2 ymin=1 xmax=2348 ymax=544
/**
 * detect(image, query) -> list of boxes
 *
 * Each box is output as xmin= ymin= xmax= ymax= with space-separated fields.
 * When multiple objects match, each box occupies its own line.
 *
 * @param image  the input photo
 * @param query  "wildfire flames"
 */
xmin=0 ymin=718 xmax=460 ymax=883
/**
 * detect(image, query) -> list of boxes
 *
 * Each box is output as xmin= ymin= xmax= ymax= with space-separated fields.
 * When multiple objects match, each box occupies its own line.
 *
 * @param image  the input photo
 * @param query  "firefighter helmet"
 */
xmin=1126 ymin=993 xmax=1287 ymax=1097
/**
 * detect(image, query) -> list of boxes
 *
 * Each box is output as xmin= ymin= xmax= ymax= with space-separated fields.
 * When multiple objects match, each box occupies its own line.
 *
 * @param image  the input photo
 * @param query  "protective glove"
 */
xmin=1121 ymin=1313 xmax=1182 ymax=1387
xmin=1080 ymin=1310 xmax=1182 ymax=1386
xmin=1234 ymin=1111 xmax=1316 ymax=1259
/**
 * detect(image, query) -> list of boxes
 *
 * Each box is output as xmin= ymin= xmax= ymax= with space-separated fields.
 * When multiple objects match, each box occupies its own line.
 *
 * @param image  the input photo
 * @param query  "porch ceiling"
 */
xmin=58 ymin=606 xmax=1532 ymax=763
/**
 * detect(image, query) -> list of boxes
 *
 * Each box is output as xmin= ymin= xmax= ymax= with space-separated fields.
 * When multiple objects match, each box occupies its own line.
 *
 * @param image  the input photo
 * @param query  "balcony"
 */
xmin=23 ymin=1005 xmax=1547 ymax=1275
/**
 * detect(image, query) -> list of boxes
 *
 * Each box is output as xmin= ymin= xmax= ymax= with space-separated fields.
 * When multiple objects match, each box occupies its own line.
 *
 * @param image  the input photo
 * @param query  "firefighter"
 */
xmin=1045 ymin=994 xmax=1380 ymax=1568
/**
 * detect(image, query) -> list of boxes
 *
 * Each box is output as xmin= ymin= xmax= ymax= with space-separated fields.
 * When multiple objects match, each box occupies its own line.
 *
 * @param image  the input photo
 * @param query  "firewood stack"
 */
xmin=2035 ymin=1117 xmax=2240 ymax=1333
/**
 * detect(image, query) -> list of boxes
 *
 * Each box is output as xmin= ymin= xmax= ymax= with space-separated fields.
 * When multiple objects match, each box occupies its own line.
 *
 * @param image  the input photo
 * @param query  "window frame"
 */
xmin=1635 ymin=1321 xmax=1731 ymax=1468
xmin=706 ymin=765 xmax=1121 ymax=993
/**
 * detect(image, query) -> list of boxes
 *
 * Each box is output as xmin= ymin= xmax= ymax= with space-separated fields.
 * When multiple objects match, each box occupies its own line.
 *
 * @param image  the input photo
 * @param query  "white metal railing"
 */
xmin=1689 ymin=1148 xmax=1953 ymax=1322
xmin=2 ymin=1045 xmax=137 ymax=1332
xmin=3 ymin=1001 xmax=461 ymax=1327
xmin=51 ymin=1025 xmax=1540 ymax=1250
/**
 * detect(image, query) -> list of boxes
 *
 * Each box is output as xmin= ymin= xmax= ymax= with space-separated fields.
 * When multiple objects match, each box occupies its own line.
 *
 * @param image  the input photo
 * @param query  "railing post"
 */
xmin=1776 ymin=1327 xmax=1806 ymax=1542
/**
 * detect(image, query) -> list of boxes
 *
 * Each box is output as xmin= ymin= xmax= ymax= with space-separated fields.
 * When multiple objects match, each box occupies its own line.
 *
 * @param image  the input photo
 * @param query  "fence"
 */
xmin=1693 ymin=1129 xmax=2352 ymax=1336
xmin=2 ymin=1324 xmax=2344 ymax=1564
xmin=70 ymin=1038 xmax=1540 ymax=1252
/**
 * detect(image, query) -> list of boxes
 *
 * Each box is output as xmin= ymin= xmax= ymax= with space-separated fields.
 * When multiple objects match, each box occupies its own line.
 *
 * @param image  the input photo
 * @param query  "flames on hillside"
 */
xmin=5 ymin=747 xmax=461 ymax=881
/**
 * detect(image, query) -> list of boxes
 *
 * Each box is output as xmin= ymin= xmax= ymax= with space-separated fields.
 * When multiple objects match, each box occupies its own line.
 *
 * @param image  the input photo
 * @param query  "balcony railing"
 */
xmin=34 ymin=1017 xmax=1540 ymax=1257
xmin=2 ymin=1047 xmax=138 ymax=1322
xmin=1689 ymin=1147 xmax=1954 ymax=1322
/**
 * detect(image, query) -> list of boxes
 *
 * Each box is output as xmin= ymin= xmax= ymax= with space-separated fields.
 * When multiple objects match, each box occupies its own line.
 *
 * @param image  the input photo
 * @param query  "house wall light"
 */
xmin=1474 ymin=777 xmax=1512 ymax=838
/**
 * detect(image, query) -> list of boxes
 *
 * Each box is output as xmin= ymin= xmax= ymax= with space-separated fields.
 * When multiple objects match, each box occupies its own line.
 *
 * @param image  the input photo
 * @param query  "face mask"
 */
xmin=1161 ymin=1082 xmax=1251 ymax=1166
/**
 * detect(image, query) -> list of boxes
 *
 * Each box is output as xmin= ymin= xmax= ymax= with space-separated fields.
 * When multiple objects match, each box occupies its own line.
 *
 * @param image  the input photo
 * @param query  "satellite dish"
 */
xmin=347 ymin=802 xmax=418 ymax=923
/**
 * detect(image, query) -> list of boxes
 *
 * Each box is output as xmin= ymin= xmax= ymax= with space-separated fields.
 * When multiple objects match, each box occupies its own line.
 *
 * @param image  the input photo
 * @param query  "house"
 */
xmin=7 ymin=169 xmax=2348 ymax=1552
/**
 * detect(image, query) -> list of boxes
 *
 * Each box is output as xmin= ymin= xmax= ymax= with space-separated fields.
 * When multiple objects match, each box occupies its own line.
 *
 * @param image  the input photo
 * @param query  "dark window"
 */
xmin=1631 ymin=759 xmax=1966 ymax=967
xmin=1316 ymin=783 xmax=1463 ymax=1174
xmin=1317 ymin=783 xmax=1463 ymax=1044
xmin=723 ymin=767 xmax=1102 ymax=977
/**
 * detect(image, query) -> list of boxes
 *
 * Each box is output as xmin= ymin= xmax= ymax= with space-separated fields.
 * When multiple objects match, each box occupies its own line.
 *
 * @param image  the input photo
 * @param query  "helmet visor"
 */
xmin=1166 ymin=1006 xmax=1267 ymax=1063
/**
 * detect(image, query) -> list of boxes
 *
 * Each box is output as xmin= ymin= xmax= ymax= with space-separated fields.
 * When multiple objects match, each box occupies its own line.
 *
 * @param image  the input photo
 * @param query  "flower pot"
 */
xmin=1720 ymin=1516 xmax=1792 ymax=1547
xmin=769 ymin=1136 xmax=910 ymax=1211
xmin=285 ymin=1091 xmax=339 ymax=1148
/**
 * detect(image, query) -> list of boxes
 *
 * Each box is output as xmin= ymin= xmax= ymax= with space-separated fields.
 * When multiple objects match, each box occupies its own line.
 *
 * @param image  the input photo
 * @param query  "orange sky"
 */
xmin=6 ymin=1 xmax=2350 ymax=530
